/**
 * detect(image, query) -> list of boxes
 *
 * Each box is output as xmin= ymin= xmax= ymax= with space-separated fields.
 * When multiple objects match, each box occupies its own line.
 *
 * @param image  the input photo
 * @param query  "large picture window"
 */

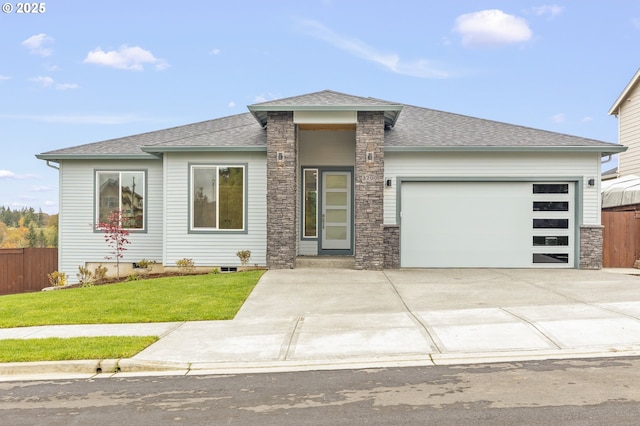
xmin=191 ymin=165 xmax=245 ymax=231
xmin=96 ymin=171 xmax=145 ymax=229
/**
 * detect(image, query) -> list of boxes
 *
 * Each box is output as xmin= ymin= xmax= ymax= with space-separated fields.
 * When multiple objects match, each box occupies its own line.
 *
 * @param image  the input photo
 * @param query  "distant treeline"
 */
xmin=0 ymin=206 xmax=58 ymax=248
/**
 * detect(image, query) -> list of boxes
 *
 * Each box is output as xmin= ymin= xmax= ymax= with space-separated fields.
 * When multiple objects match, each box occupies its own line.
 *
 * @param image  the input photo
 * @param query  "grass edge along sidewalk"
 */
xmin=0 ymin=270 xmax=264 ymax=363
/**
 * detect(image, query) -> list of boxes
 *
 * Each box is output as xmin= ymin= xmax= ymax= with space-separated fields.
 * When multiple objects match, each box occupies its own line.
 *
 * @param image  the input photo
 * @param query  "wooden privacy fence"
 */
xmin=602 ymin=210 xmax=640 ymax=268
xmin=0 ymin=248 xmax=58 ymax=295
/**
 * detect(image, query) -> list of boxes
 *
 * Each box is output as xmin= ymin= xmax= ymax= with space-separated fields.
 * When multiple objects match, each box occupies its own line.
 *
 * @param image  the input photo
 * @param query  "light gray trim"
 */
xmin=396 ymin=176 xmax=584 ymax=268
xmin=385 ymin=145 xmax=627 ymax=154
xmin=36 ymin=154 xmax=156 ymax=161
xmin=93 ymin=168 xmax=148 ymax=234
xmin=248 ymin=105 xmax=403 ymax=128
xmin=187 ymin=162 xmax=249 ymax=235
xmin=609 ymin=68 xmax=640 ymax=115
xmin=142 ymin=146 xmax=266 ymax=153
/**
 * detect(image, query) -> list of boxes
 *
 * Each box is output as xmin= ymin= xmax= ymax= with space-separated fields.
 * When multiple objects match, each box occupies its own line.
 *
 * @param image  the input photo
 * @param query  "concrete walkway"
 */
xmin=2 ymin=268 xmax=640 ymax=380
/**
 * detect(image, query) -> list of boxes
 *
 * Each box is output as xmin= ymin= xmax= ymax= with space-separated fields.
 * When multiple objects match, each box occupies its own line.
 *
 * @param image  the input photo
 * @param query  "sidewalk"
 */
xmin=2 ymin=268 xmax=640 ymax=380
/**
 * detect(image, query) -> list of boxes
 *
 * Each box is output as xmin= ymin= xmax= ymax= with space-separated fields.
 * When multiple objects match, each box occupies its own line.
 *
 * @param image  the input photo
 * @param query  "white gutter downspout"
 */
xmin=45 ymin=160 xmax=59 ymax=170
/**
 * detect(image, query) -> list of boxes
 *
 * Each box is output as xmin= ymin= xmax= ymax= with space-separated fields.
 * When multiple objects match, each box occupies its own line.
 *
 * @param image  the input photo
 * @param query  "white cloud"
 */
xmin=453 ymin=9 xmax=533 ymax=48
xmin=55 ymin=83 xmax=80 ymax=90
xmin=551 ymin=113 xmax=566 ymax=123
xmin=0 ymin=170 xmax=18 ymax=179
xmin=21 ymin=33 xmax=54 ymax=57
xmin=228 ymin=101 xmax=236 ymax=108
xmin=531 ymin=5 xmax=564 ymax=19
xmin=633 ymin=17 xmax=640 ymax=29
xmin=30 ymin=76 xmax=54 ymax=87
xmin=581 ymin=116 xmax=593 ymax=123
xmin=84 ymin=45 xmax=169 ymax=71
xmin=29 ymin=76 xmax=78 ymax=90
xmin=0 ymin=75 xmax=11 ymax=81
xmin=29 ymin=185 xmax=54 ymax=192
xmin=210 ymin=48 xmax=221 ymax=55
xmin=0 ymin=170 xmax=34 ymax=180
xmin=298 ymin=19 xmax=449 ymax=78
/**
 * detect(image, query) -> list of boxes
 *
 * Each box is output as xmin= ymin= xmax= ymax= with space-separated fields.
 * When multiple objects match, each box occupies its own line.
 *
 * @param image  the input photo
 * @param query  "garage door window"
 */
xmin=533 ymin=218 xmax=569 ymax=228
xmin=533 ymin=253 xmax=569 ymax=263
xmin=533 ymin=184 xmax=568 ymax=194
xmin=533 ymin=236 xmax=569 ymax=246
xmin=533 ymin=201 xmax=569 ymax=211
xmin=531 ymin=182 xmax=572 ymax=264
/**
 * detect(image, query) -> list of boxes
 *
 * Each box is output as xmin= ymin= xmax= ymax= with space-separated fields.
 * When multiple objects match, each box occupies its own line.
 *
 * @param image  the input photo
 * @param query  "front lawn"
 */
xmin=0 ymin=270 xmax=265 ymax=328
xmin=0 ymin=336 xmax=159 ymax=362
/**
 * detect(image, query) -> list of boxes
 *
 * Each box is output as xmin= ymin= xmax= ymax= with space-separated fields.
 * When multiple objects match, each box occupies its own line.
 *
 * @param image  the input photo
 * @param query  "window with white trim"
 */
xmin=96 ymin=171 xmax=145 ymax=229
xmin=191 ymin=165 xmax=245 ymax=231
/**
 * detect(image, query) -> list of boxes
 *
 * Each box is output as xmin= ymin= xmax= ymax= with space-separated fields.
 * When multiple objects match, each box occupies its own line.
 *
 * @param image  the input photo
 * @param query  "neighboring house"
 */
xmin=37 ymin=90 xmax=625 ymax=282
xmin=609 ymin=68 xmax=640 ymax=177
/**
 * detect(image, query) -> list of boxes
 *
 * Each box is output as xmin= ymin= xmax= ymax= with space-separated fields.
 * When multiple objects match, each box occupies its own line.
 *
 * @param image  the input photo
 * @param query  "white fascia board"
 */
xmin=294 ymin=110 xmax=357 ymax=124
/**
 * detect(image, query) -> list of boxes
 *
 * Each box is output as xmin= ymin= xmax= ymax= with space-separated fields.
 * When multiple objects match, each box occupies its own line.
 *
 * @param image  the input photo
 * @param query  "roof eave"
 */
xmin=608 ymin=68 xmax=640 ymax=116
xmin=384 ymin=145 xmax=628 ymax=155
xmin=36 ymin=153 xmax=158 ymax=161
xmin=141 ymin=146 xmax=266 ymax=153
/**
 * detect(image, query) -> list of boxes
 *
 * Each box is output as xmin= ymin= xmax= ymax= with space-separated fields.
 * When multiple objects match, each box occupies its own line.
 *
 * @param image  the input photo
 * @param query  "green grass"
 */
xmin=0 ymin=336 xmax=159 ymax=362
xmin=0 ymin=270 xmax=265 ymax=328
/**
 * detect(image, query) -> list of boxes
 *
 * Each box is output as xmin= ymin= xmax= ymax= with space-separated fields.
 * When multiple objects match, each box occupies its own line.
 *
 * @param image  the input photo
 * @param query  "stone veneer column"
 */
xmin=383 ymin=225 xmax=400 ymax=269
xmin=266 ymin=111 xmax=297 ymax=269
xmin=579 ymin=225 xmax=603 ymax=269
xmin=354 ymin=111 xmax=385 ymax=270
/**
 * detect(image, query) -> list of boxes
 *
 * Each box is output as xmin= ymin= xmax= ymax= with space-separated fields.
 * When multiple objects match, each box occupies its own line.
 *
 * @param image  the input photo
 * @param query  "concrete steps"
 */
xmin=296 ymin=256 xmax=355 ymax=269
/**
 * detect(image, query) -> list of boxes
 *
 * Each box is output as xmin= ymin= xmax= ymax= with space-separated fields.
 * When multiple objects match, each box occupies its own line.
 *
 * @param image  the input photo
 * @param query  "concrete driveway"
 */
xmin=3 ymin=268 xmax=640 ymax=378
xmin=129 ymin=268 xmax=640 ymax=371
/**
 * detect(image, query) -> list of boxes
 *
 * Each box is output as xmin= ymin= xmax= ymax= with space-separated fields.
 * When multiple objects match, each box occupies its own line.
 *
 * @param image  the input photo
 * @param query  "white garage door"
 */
xmin=400 ymin=181 xmax=574 ymax=268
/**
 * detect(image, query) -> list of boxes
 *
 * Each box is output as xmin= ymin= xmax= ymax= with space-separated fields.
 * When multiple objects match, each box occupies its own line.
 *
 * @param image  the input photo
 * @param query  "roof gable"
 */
xmin=609 ymin=68 xmax=640 ymax=116
xmin=247 ymin=90 xmax=403 ymax=128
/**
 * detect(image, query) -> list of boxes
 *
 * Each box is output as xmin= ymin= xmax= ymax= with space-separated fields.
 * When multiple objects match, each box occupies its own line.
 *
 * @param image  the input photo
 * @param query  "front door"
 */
xmin=321 ymin=171 xmax=352 ymax=252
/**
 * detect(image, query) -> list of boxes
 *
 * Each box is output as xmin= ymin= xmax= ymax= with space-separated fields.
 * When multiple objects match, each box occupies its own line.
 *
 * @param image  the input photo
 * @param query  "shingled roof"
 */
xmin=37 ymin=90 xmax=624 ymax=161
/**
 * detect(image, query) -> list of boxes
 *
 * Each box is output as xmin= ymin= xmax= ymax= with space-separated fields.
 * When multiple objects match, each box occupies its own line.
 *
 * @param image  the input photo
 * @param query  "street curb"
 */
xmin=2 ymin=348 xmax=640 ymax=380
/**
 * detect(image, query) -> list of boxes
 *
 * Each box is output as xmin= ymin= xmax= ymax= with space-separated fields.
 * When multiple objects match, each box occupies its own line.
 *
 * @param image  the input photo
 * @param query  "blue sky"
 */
xmin=0 ymin=0 xmax=639 ymax=214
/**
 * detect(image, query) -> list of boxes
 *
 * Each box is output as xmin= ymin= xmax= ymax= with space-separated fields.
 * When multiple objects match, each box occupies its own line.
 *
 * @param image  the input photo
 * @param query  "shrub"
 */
xmin=135 ymin=258 xmax=157 ymax=276
xmin=176 ymin=258 xmax=195 ymax=275
xmin=47 ymin=271 xmax=68 ymax=287
xmin=76 ymin=266 xmax=94 ymax=287
xmin=93 ymin=265 xmax=108 ymax=283
xmin=236 ymin=250 xmax=251 ymax=266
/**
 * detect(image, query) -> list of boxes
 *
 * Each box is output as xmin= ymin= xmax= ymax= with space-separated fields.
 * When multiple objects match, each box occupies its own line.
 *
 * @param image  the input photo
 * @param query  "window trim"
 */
xmin=94 ymin=169 xmax=147 ymax=232
xmin=302 ymin=168 xmax=319 ymax=239
xmin=188 ymin=163 xmax=248 ymax=233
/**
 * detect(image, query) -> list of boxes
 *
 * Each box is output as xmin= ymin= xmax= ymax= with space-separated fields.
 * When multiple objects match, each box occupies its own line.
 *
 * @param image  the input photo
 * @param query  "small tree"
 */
xmin=96 ymin=210 xmax=130 ymax=279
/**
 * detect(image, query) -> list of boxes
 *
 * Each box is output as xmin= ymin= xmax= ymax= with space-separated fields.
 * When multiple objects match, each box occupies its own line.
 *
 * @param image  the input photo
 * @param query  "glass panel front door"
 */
xmin=321 ymin=171 xmax=351 ymax=250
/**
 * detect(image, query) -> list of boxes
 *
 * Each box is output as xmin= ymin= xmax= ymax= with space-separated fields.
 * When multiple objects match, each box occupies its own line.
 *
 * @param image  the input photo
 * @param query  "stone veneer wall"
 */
xmin=579 ymin=225 xmax=603 ymax=269
xmin=383 ymin=225 xmax=400 ymax=269
xmin=266 ymin=111 xmax=297 ymax=269
xmin=354 ymin=111 xmax=385 ymax=270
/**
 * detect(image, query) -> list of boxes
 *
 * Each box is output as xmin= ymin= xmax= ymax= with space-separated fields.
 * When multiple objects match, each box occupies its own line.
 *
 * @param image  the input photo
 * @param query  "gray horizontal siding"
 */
xmin=58 ymin=159 xmax=164 ymax=283
xmin=618 ymin=83 xmax=640 ymax=176
xmin=163 ymin=152 xmax=267 ymax=267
